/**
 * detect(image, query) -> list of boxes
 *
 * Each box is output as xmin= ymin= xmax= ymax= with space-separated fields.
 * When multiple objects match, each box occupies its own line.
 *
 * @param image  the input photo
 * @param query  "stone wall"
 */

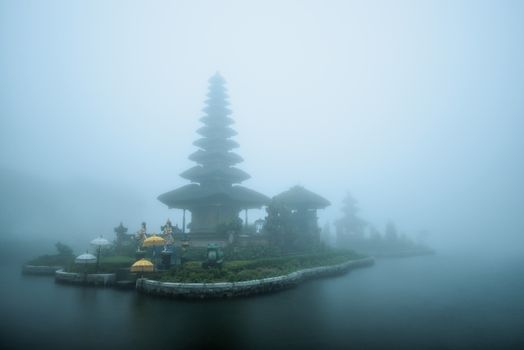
xmin=136 ymin=257 xmax=374 ymax=299
xmin=55 ymin=269 xmax=116 ymax=286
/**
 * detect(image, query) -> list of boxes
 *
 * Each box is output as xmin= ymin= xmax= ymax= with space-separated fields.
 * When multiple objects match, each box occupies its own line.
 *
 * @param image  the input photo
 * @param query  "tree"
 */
xmin=216 ymin=217 xmax=243 ymax=240
xmin=369 ymin=225 xmax=382 ymax=243
xmin=385 ymin=221 xmax=398 ymax=243
xmin=55 ymin=242 xmax=73 ymax=256
xmin=335 ymin=192 xmax=367 ymax=244
xmin=263 ymin=198 xmax=324 ymax=253
xmin=263 ymin=200 xmax=297 ymax=252
xmin=321 ymin=222 xmax=332 ymax=244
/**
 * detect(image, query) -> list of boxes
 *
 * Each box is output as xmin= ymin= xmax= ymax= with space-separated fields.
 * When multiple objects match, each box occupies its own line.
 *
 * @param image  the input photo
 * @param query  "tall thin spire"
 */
xmin=158 ymin=73 xmax=270 ymax=235
xmin=181 ymin=74 xmax=250 ymax=187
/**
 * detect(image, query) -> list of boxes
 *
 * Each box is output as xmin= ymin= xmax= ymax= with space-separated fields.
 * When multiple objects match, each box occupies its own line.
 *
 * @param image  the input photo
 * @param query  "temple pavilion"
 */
xmin=273 ymin=186 xmax=331 ymax=249
xmin=274 ymin=186 xmax=331 ymax=211
xmin=274 ymin=185 xmax=331 ymax=236
xmin=158 ymin=73 xmax=270 ymax=245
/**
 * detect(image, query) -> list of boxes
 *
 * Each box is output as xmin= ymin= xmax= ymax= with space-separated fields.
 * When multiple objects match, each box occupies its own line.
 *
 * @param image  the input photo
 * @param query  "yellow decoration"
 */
xmin=142 ymin=234 xmax=166 ymax=248
xmin=130 ymin=258 xmax=154 ymax=273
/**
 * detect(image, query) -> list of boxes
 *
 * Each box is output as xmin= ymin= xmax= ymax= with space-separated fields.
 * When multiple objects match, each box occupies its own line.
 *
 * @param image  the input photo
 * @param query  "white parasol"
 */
xmin=75 ymin=253 xmax=97 ymax=264
xmin=90 ymin=236 xmax=110 ymax=272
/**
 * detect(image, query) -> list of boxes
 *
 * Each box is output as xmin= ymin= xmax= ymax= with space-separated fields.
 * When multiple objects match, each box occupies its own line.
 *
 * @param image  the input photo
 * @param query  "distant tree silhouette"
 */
xmin=55 ymin=242 xmax=73 ymax=256
xmin=385 ymin=221 xmax=398 ymax=242
xmin=335 ymin=192 xmax=367 ymax=244
xmin=321 ymin=222 xmax=331 ymax=241
xmin=369 ymin=225 xmax=382 ymax=243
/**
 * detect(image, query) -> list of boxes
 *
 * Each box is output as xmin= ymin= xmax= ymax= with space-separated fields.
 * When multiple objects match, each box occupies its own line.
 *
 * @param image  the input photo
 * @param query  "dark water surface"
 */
xmin=1 ymin=251 xmax=523 ymax=350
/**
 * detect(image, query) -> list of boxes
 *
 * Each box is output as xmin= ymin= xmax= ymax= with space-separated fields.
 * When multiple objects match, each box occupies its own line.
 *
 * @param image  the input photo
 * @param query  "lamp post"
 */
xmin=182 ymin=209 xmax=186 ymax=234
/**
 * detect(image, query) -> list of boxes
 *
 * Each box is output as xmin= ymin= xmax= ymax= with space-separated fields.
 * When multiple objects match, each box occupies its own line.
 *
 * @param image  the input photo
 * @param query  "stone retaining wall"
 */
xmin=22 ymin=265 xmax=63 ymax=275
xmin=55 ymin=269 xmax=116 ymax=286
xmin=136 ymin=257 xmax=374 ymax=299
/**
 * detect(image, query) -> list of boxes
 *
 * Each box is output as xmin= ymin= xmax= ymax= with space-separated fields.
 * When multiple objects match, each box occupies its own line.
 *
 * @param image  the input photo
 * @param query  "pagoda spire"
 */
xmin=183 ymin=73 xmax=250 ymax=187
xmin=158 ymin=73 xmax=270 ymax=236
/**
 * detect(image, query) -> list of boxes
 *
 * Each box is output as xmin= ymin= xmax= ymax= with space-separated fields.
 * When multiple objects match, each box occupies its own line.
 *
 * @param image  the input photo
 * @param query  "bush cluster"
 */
xmin=27 ymin=254 xmax=74 ymax=267
xmin=155 ymin=249 xmax=361 ymax=283
xmin=26 ymin=241 xmax=75 ymax=266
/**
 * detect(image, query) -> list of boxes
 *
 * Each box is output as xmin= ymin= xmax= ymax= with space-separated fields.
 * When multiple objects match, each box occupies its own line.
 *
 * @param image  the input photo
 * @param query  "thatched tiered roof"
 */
xmin=158 ymin=184 xmax=270 ymax=209
xmin=158 ymin=73 xmax=269 ymax=210
xmin=274 ymin=186 xmax=331 ymax=209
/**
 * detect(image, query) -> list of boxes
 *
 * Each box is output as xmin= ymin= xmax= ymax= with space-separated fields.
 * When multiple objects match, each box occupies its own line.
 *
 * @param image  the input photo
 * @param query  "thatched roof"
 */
xmin=273 ymin=186 xmax=331 ymax=209
xmin=188 ymin=150 xmax=243 ymax=166
xmin=158 ymin=184 xmax=270 ymax=209
xmin=180 ymin=166 xmax=250 ymax=183
xmin=199 ymin=115 xmax=234 ymax=126
xmin=193 ymin=137 xmax=239 ymax=151
xmin=196 ymin=125 xmax=237 ymax=138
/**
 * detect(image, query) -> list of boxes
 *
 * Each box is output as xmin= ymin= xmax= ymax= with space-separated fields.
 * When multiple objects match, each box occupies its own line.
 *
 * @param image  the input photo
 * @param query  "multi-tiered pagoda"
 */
xmin=158 ymin=73 xmax=269 ymax=244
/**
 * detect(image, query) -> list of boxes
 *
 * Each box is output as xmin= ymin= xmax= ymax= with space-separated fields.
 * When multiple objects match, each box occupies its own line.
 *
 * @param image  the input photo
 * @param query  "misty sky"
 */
xmin=1 ymin=0 xmax=523 ymax=249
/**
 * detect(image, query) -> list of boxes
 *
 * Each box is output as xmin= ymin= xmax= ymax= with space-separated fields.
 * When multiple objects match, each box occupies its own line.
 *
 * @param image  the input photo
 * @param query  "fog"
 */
xmin=2 ymin=2 xmax=524 ymax=350
xmin=1 ymin=0 xmax=524 ymax=253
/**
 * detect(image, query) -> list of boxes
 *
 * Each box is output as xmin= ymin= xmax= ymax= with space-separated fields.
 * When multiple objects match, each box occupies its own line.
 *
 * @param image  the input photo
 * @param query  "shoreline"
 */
xmin=23 ymin=249 xmax=433 ymax=295
xmin=22 ymin=264 xmax=63 ymax=275
xmin=136 ymin=256 xmax=375 ymax=299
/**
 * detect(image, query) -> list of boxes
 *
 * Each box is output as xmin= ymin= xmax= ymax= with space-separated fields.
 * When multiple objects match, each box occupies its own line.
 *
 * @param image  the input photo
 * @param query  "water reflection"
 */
xmin=1 ymin=252 xmax=524 ymax=350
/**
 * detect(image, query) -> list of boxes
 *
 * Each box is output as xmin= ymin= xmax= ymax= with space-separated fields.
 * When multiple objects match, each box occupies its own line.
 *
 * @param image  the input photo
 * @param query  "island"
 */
xmin=23 ymin=73 xmax=431 ymax=298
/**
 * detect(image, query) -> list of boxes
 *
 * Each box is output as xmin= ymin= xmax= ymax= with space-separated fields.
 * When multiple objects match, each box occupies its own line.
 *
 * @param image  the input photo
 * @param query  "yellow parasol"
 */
xmin=142 ymin=234 xmax=166 ymax=248
xmin=130 ymin=258 xmax=154 ymax=273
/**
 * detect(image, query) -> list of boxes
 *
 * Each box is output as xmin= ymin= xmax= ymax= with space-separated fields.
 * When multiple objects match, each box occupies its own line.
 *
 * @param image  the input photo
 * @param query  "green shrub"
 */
xmin=55 ymin=242 xmax=74 ymax=256
xmin=26 ymin=241 xmax=76 ymax=266
xmin=154 ymin=248 xmax=363 ymax=283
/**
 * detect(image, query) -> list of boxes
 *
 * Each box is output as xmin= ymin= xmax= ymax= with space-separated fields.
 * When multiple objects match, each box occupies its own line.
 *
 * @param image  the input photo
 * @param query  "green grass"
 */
xmin=55 ymin=249 xmax=365 ymax=279
xmin=154 ymin=249 xmax=363 ymax=283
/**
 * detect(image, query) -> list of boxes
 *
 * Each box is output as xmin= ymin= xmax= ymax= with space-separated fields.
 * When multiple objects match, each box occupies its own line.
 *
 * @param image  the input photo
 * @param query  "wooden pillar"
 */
xmin=244 ymin=209 xmax=248 ymax=228
xmin=182 ymin=209 xmax=186 ymax=234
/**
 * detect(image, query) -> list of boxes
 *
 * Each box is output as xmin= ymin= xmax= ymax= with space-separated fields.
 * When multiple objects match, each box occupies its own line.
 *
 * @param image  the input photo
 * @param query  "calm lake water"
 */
xmin=1 ymin=250 xmax=523 ymax=350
